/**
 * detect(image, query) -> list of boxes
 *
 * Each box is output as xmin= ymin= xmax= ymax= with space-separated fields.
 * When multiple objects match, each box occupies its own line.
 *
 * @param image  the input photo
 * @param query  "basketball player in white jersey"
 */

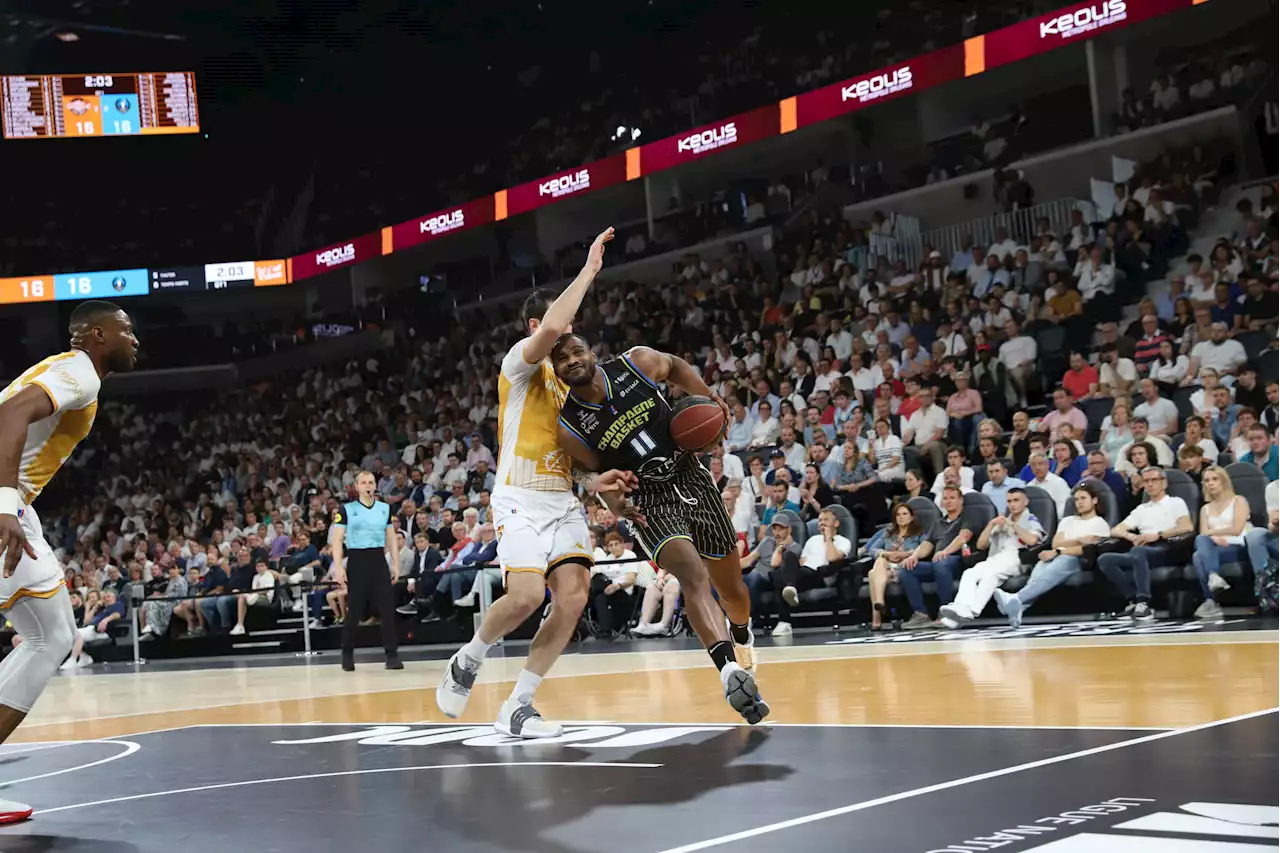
xmin=0 ymin=301 xmax=138 ymax=824
xmin=437 ymin=227 xmax=635 ymax=738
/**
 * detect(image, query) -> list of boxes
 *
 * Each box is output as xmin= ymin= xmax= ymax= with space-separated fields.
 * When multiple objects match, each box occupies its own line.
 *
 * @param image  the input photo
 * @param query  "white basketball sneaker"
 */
xmin=495 ymin=697 xmax=563 ymax=738
xmin=435 ymin=650 xmax=482 ymax=719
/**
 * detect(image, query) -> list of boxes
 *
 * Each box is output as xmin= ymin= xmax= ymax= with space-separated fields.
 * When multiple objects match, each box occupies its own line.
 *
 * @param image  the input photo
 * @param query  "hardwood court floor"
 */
xmin=10 ymin=628 xmax=1277 ymax=743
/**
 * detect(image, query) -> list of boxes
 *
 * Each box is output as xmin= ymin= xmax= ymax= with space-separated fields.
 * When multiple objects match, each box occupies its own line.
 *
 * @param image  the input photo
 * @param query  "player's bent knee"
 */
xmin=0 ymin=608 xmax=74 ymax=713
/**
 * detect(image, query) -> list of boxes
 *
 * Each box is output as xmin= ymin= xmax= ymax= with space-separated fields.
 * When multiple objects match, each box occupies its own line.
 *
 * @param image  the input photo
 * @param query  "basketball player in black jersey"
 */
xmin=551 ymin=335 xmax=768 ymax=725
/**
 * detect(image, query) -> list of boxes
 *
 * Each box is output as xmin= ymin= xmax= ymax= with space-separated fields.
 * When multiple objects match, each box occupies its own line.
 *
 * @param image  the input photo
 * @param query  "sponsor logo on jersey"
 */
xmin=841 ymin=67 xmax=913 ymax=104
xmin=539 ymin=169 xmax=591 ymax=199
xmin=1039 ymin=0 xmax=1127 ymax=39
xmin=419 ymin=209 xmax=464 ymax=236
xmin=676 ymin=122 xmax=738 ymax=155
xmin=316 ymin=243 xmax=356 ymax=268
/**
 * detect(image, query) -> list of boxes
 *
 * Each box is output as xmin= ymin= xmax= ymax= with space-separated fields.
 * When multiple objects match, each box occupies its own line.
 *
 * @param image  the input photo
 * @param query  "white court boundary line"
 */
xmin=22 ymin=633 xmax=1274 ymax=730
xmin=0 ymin=740 xmax=139 ymax=788
xmin=35 ymin=761 xmax=660 ymax=814
xmin=653 ymin=707 xmax=1280 ymax=853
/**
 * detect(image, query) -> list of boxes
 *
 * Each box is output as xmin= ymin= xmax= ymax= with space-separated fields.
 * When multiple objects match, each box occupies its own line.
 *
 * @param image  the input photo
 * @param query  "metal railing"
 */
xmin=919 ymin=197 xmax=1096 ymax=259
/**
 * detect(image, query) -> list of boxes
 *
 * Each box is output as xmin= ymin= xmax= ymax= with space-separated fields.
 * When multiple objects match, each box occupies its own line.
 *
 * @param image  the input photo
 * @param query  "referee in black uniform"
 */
xmin=331 ymin=471 xmax=403 ymax=671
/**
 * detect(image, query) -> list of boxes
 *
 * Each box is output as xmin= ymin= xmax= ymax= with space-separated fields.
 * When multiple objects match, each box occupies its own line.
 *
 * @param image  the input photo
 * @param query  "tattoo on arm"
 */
xmin=572 ymin=467 xmax=598 ymax=487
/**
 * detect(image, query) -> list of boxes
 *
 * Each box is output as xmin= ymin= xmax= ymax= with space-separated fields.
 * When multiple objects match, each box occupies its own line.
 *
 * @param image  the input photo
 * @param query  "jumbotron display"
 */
xmin=0 ymin=72 xmax=200 ymax=139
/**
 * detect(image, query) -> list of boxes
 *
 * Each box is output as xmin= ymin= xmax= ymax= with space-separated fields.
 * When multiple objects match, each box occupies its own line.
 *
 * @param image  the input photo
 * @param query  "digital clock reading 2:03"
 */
xmin=0 ymin=269 xmax=148 ymax=304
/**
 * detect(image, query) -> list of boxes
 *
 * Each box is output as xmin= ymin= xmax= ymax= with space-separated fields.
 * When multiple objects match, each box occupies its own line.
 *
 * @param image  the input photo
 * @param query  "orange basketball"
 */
xmin=670 ymin=396 xmax=726 ymax=451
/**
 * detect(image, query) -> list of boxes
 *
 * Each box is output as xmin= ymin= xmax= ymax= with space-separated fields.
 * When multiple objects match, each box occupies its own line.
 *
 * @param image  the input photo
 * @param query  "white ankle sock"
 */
xmin=510 ymin=669 xmax=542 ymax=704
xmin=460 ymin=636 xmax=492 ymax=663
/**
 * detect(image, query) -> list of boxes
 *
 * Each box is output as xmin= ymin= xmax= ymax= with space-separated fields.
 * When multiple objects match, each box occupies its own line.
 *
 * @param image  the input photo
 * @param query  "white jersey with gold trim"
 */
xmin=494 ymin=338 xmax=572 ymax=493
xmin=0 ymin=349 xmax=101 ymax=504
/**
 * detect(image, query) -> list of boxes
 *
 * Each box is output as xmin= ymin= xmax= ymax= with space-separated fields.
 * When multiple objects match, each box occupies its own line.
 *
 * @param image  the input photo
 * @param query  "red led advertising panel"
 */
xmin=981 ymin=0 xmax=1194 ymax=70
xmin=389 ymin=197 xmax=496 ymax=252
xmin=636 ymin=104 xmax=780 ymax=176
xmin=289 ymin=232 xmax=382 ymax=282
xmin=792 ymin=46 xmax=966 ymax=130
xmin=501 ymin=153 xmax=629 ymax=219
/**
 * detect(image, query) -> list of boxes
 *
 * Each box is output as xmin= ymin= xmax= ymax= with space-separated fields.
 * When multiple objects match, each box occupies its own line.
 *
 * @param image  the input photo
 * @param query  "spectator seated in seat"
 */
xmin=1190 ymin=466 xmax=1255 ymax=620
xmin=62 ymin=588 xmax=125 ymax=670
xmin=865 ymin=501 xmax=926 ymax=630
xmin=588 ymin=532 xmax=643 ymax=640
xmin=139 ymin=561 xmax=189 ymax=640
xmin=995 ymin=482 xmax=1112 ymax=628
xmin=632 ymin=568 xmax=680 ymax=636
xmin=939 ymin=487 xmax=1045 ymax=628
xmin=229 ymin=558 xmax=278 ymax=636
xmin=898 ymin=485 xmax=976 ymax=630
xmin=1097 ymin=467 xmax=1194 ymax=623
xmin=762 ymin=509 xmax=850 ymax=637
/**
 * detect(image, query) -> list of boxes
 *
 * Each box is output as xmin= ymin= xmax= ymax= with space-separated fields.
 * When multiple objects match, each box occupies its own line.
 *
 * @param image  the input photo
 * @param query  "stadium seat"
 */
xmin=1153 ymin=469 xmax=1202 ymax=590
xmin=962 ymin=491 xmax=998 ymax=533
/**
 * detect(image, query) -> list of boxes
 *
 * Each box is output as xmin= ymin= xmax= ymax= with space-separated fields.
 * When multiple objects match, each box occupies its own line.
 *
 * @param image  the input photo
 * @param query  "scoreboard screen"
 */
xmin=1 ymin=72 xmax=199 ymax=140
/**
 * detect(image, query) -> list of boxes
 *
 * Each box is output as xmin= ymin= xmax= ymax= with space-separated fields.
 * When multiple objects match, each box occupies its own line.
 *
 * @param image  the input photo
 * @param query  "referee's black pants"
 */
xmin=342 ymin=548 xmax=399 ymax=656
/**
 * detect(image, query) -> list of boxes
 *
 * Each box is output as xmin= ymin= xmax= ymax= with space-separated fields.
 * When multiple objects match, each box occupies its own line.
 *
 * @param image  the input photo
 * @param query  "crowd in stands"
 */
xmin=10 ymin=122 xmax=1275 ymax=661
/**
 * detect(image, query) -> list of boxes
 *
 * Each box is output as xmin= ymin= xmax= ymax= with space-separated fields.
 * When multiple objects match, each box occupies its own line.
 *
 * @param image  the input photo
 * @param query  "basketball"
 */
xmin=670 ymin=395 xmax=726 ymax=451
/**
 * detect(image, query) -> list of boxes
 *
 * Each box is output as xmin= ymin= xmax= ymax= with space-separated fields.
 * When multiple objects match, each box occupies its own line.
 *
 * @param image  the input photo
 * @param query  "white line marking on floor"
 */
xmin=1 ymin=740 xmax=139 ymax=788
xmin=35 ymin=761 xmax=661 ymax=814
xmin=652 ymin=708 xmax=1280 ymax=853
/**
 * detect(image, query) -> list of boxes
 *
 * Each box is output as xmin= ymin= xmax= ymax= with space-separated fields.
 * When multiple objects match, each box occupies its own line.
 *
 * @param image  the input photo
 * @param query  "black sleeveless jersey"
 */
xmin=558 ymin=353 xmax=682 ymax=483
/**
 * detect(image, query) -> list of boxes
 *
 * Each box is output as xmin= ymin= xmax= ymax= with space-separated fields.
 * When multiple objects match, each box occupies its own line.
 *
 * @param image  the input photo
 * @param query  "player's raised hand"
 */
xmin=0 ymin=514 xmax=36 ymax=578
xmin=584 ymin=227 xmax=616 ymax=274
xmin=595 ymin=469 xmax=639 ymax=494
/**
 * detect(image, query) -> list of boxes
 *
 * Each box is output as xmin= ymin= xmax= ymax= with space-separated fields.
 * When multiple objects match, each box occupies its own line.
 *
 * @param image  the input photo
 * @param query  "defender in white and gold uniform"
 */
xmin=491 ymin=336 xmax=591 ymax=581
xmin=437 ymin=227 xmax=635 ymax=740
xmin=0 ymin=301 xmax=138 ymax=825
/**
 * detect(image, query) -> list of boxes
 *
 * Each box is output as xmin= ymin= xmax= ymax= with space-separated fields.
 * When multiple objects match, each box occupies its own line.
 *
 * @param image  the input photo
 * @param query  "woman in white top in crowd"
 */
xmin=1147 ymin=339 xmax=1189 ymax=394
xmin=1191 ymin=466 xmax=1253 ymax=619
xmin=744 ymin=455 xmax=769 ymax=504
xmin=1099 ymin=398 xmax=1135 ymax=461
xmin=871 ymin=416 xmax=905 ymax=481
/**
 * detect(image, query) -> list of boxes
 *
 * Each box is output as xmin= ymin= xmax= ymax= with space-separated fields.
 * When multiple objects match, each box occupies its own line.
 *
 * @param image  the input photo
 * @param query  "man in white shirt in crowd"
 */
xmin=988 ymin=227 xmax=1018 ymax=262
xmin=748 ymin=400 xmax=781 ymax=450
xmin=995 ymin=482 xmax=1112 ymax=628
xmin=964 ymin=246 xmax=988 ymax=289
xmin=777 ymin=427 xmax=806 ymax=471
xmin=998 ymin=319 xmax=1037 ymax=408
xmin=1075 ymin=246 xmax=1116 ymax=303
xmin=1114 ymin=417 xmax=1176 ymax=473
xmin=1185 ymin=323 xmax=1248 ymax=385
xmin=777 ymin=379 xmax=806 ymax=414
xmin=825 ymin=317 xmax=854 ymax=363
xmin=936 ymin=320 xmax=969 ymax=358
xmin=1025 ymin=452 xmax=1072 ymax=516
xmin=981 ymin=458 xmax=1026 ymax=514
xmin=1097 ymin=467 xmax=1193 ymax=622
xmin=940 ymin=487 xmax=1044 ymax=628
xmin=932 ymin=467 xmax=975 ymax=509
xmin=725 ymin=401 xmax=753 ymax=452
xmin=765 ymin=510 xmax=851 ymax=636
xmin=812 ymin=358 xmax=844 ymax=394
xmin=903 ymin=388 xmax=950 ymax=480
xmin=1133 ymin=378 xmax=1179 ymax=437
xmin=709 ymin=443 xmax=744 ymax=482
xmin=1097 ymin=342 xmax=1139 ymax=398
xmin=931 ymin=445 xmax=975 ymax=497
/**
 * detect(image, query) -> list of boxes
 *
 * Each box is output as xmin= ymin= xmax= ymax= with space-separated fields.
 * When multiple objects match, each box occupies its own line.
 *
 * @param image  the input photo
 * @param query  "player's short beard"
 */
xmin=561 ymin=365 xmax=595 ymax=387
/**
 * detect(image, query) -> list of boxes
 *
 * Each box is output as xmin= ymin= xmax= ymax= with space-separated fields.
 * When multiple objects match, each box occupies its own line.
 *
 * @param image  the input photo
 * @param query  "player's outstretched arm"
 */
xmin=626 ymin=346 xmax=731 ymax=427
xmin=0 ymin=387 xmax=54 ymax=576
xmin=523 ymin=226 xmax=615 ymax=365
